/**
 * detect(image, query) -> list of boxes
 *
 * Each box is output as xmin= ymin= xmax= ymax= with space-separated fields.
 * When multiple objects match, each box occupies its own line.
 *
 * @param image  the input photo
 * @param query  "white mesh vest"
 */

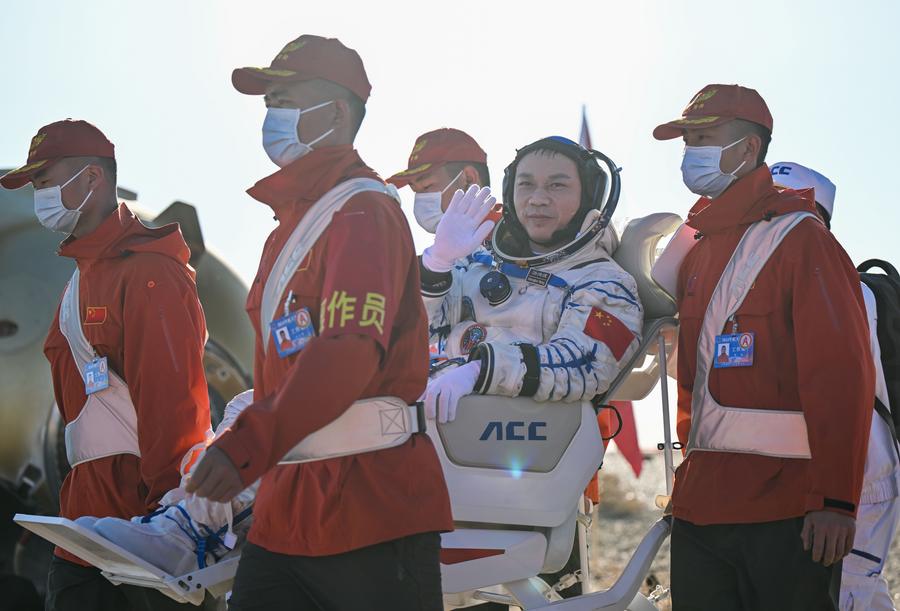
xmin=59 ymin=269 xmax=141 ymax=468
xmin=254 ymin=177 xmax=421 ymax=465
xmin=686 ymin=211 xmax=819 ymax=459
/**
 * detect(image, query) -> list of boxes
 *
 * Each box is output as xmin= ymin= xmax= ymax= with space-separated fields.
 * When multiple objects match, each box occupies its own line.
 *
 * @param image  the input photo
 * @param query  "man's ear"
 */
xmin=85 ymin=162 xmax=104 ymax=187
xmin=744 ymin=133 xmax=762 ymax=165
xmin=333 ymin=98 xmax=351 ymax=131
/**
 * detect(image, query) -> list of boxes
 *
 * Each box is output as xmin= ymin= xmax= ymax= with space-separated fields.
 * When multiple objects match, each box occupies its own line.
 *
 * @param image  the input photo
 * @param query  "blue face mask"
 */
xmin=261 ymin=101 xmax=334 ymax=167
xmin=681 ymin=136 xmax=747 ymax=199
xmin=33 ymin=165 xmax=93 ymax=234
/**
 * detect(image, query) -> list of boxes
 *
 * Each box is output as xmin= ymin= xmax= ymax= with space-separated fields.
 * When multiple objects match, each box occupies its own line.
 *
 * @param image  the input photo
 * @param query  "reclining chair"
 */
xmin=435 ymin=212 xmax=681 ymax=610
xmin=15 ymin=213 xmax=683 ymax=610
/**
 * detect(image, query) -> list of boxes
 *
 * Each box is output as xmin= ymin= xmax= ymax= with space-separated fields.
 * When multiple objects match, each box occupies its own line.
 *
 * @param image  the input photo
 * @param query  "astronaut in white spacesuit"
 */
xmin=421 ymin=136 xmax=643 ymax=422
xmin=81 ymin=390 xmax=259 ymax=577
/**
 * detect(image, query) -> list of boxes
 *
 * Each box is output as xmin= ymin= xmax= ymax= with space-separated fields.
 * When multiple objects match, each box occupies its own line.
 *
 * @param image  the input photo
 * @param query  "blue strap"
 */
xmin=233 ymin=505 xmax=253 ymax=526
xmin=140 ymin=506 xmax=169 ymax=524
xmin=201 ymin=505 xmax=255 ymax=564
xmin=163 ymin=504 xmax=210 ymax=569
xmin=142 ymin=503 xmax=255 ymax=570
xmin=470 ymin=253 xmax=569 ymax=290
xmin=850 ymin=548 xmax=883 ymax=564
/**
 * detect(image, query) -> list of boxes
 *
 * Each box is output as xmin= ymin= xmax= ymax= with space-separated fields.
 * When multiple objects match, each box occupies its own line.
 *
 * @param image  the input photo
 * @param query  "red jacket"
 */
xmin=672 ymin=165 xmax=874 ymax=525
xmin=214 ymin=146 xmax=453 ymax=556
xmin=44 ymin=204 xmax=211 ymax=564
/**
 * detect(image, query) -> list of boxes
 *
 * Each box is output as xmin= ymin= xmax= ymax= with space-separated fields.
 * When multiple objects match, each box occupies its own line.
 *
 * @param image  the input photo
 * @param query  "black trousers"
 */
xmin=45 ymin=555 xmax=194 ymax=611
xmin=671 ymin=517 xmax=842 ymax=611
xmin=228 ymin=532 xmax=444 ymax=611
xmin=0 ymin=574 xmax=42 ymax=611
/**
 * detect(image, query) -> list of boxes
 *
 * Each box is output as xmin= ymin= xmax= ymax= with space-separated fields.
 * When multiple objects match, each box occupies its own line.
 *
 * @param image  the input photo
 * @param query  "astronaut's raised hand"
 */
xmin=423 ymin=361 xmax=482 ymax=423
xmin=422 ymin=185 xmax=496 ymax=273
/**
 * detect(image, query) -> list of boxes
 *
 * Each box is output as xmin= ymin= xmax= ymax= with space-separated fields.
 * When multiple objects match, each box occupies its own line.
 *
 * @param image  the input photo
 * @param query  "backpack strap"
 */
xmin=858 ymin=263 xmax=900 ymax=457
xmin=858 ymin=258 xmax=900 ymax=279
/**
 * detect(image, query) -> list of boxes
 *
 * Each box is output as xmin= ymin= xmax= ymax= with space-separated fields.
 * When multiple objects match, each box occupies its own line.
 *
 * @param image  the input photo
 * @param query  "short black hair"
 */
xmin=443 ymin=161 xmax=490 ymax=188
xmin=308 ymin=79 xmax=366 ymax=138
xmin=64 ymin=155 xmax=117 ymax=183
xmin=731 ymin=119 xmax=771 ymax=166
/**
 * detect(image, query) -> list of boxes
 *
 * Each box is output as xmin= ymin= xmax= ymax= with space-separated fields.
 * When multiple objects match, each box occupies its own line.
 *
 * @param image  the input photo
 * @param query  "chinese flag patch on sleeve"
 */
xmin=583 ymin=307 xmax=634 ymax=360
xmin=84 ymin=306 xmax=107 ymax=325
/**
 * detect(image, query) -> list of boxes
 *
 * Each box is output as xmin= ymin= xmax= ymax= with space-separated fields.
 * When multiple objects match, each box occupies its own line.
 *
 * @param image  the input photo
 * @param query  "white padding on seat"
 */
xmin=440 ymin=529 xmax=547 ymax=594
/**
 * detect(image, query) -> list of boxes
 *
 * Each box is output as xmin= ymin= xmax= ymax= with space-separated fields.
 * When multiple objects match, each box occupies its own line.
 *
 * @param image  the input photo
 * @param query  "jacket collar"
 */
xmin=59 ymin=203 xmax=136 ymax=260
xmin=246 ymin=145 xmax=367 ymax=220
xmin=685 ymin=164 xmax=819 ymax=235
xmin=59 ymin=202 xmax=190 ymax=266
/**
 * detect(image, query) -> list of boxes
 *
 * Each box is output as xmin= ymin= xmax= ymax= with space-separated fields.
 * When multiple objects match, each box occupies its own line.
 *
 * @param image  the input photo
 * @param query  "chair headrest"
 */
xmin=613 ymin=213 xmax=683 ymax=320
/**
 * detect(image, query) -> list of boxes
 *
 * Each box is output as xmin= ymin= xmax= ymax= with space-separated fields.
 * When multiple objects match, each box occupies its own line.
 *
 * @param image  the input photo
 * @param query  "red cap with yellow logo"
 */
xmin=652 ymin=84 xmax=773 ymax=141
xmin=387 ymin=128 xmax=487 ymax=188
xmin=1 ymin=119 xmax=115 ymax=190
xmin=232 ymin=35 xmax=371 ymax=102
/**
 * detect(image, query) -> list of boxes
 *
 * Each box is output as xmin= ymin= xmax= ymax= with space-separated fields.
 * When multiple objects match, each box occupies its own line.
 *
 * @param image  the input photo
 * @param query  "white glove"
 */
xmin=422 ymin=185 xmax=497 ymax=273
xmin=423 ymin=361 xmax=482 ymax=423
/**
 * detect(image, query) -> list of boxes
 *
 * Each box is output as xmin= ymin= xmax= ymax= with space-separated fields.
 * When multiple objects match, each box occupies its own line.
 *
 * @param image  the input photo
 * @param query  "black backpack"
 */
xmin=858 ymin=259 xmax=900 ymax=454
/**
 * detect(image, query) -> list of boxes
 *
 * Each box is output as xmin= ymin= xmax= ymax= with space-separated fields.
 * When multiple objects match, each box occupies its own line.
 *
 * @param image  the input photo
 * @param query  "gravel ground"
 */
xmin=589 ymin=452 xmax=900 ymax=610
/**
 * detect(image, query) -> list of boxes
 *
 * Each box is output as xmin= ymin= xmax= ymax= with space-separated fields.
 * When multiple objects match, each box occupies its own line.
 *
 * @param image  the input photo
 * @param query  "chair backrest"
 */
xmin=613 ymin=212 xmax=682 ymax=319
xmin=428 ymin=397 xmax=603 ymax=528
xmin=594 ymin=212 xmax=682 ymax=403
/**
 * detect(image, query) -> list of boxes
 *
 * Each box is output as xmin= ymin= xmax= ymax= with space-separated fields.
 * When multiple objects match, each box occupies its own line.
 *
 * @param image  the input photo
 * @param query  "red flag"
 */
xmin=84 ymin=306 xmax=107 ymax=325
xmin=579 ymin=105 xmax=592 ymax=149
xmin=583 ymin=307 xmax=634 ymax=360
xmin=611 ymin=400 xmax=643 ymax=478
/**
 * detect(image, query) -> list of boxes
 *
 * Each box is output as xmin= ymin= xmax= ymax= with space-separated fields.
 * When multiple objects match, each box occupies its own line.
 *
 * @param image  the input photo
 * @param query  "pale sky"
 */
xmin=3 ymin=0 xmax=898 ymax=453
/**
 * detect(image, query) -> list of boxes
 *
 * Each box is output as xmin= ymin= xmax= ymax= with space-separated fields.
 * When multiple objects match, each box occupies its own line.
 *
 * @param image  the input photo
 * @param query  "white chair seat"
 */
xmin=440 ymin=529 xmax=547 ymax=594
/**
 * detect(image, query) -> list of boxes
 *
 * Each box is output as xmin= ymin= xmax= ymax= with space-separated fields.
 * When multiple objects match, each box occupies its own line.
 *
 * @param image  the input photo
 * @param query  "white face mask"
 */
xmin=413 ymin=171 xmax=464 ymax=233
xmin=681 ymin=136 xmax=748 ymax=199
xmin=34 ymin=165 xmax=93 ymax=234
xmin=262 ymin=100 xmax=334 ymax=168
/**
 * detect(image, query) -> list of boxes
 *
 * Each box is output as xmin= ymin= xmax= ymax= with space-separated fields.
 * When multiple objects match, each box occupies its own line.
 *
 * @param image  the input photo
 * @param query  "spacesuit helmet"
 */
xmin=495 ymin=136 xmax=620 ymax=263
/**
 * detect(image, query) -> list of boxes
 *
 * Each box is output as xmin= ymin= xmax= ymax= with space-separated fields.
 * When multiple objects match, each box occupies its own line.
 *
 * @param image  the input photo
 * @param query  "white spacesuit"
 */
xmin=421 ymin=136 xmax=643 ymax=421
xmin=84 ymin=390 xmax=259 ymax=577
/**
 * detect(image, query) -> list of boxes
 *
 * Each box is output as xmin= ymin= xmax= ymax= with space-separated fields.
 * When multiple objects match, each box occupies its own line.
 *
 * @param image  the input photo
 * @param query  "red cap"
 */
xmin=387 ymin=128 xmax=487 ymax=188
xmin=232 ymin=35 xmax=371 ymax=102
xmin=1 ymin=119 xmax=115 ymax=190
xmin=653 ymin=84 xmax=773 ymax=140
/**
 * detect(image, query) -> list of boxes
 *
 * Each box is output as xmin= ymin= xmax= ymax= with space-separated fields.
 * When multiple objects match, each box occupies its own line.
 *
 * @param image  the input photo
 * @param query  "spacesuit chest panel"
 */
xmin=450 ymin=264 xmax=565 ymax=356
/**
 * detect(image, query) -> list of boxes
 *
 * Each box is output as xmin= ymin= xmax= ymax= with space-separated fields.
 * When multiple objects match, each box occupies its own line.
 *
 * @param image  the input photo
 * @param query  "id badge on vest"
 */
xmin=713 ymin=331 xmax=755 ymax=368
xmin=270 ymin=297 xmax=316 ymax=359
xmin=84 ymin=356 xmax=110 ymax=394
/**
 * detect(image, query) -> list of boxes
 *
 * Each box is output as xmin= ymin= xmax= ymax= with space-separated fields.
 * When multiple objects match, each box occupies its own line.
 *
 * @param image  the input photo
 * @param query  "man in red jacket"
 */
xmin=1 ymin=120 xmax=211 ymax=611
xmin=185 ymin=35 xmax=452 ymax=610
xmin=387 ymin=128 xmax=498 ymax=233
xmin=653 ymin=85 xmax=874 ymax=610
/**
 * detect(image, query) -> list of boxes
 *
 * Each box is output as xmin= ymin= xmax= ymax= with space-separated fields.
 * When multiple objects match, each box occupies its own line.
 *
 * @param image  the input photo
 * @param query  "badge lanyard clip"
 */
xmin=728 ymin=314 xmax=738 ymax=334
